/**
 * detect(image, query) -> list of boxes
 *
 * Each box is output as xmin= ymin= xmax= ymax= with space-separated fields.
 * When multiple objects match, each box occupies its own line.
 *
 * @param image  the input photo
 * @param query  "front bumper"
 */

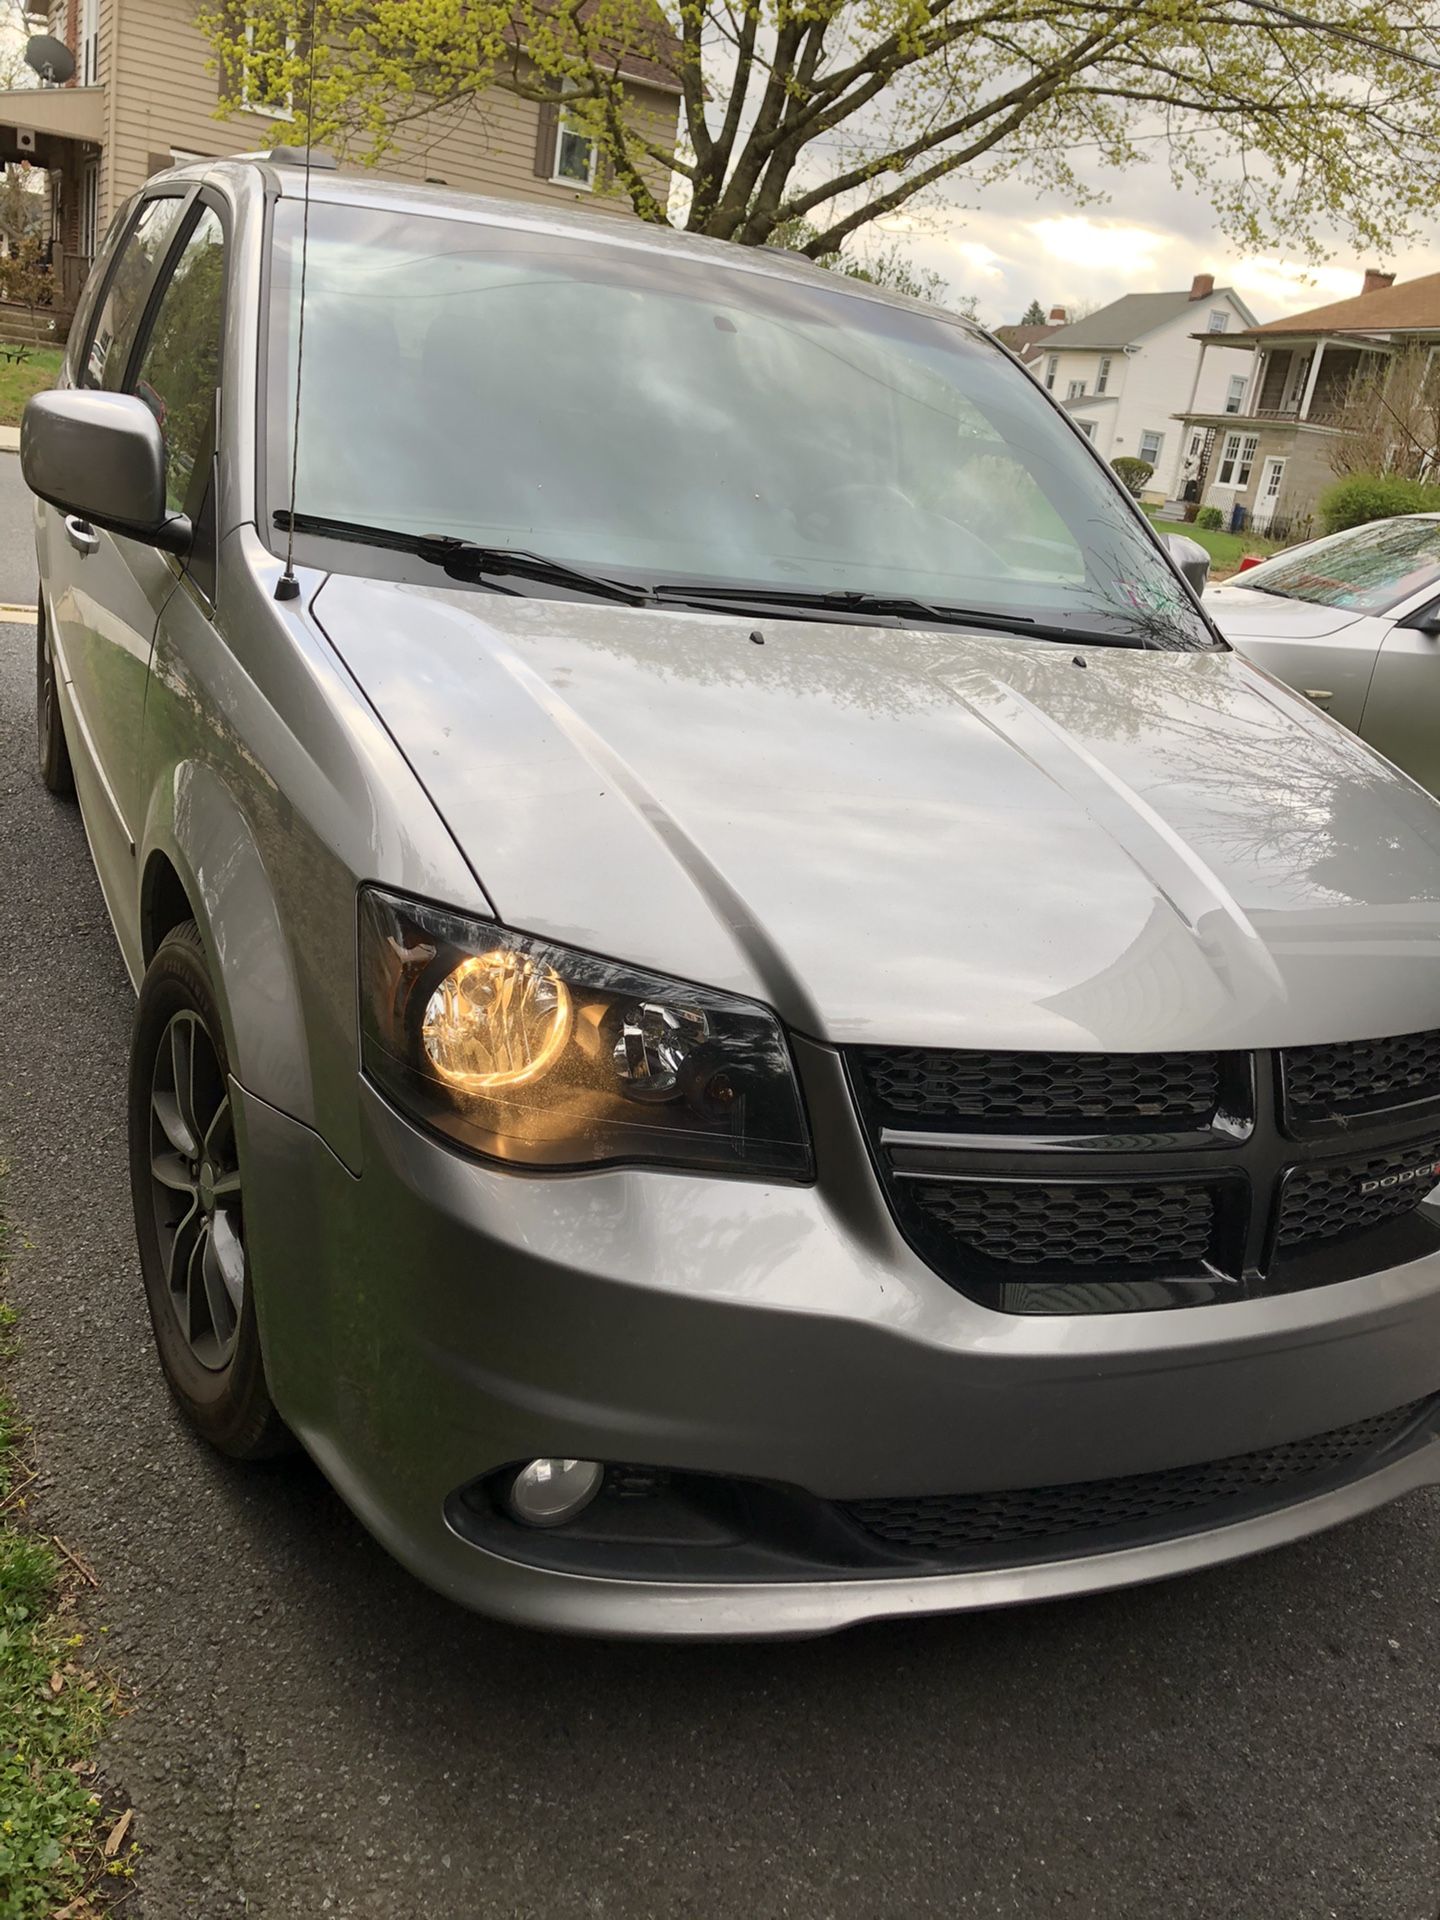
xmin=233 ymin=1040 xmax=1440 ymax=1638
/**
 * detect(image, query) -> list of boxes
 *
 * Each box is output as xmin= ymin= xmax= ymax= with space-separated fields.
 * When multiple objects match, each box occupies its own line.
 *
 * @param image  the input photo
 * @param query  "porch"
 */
xmin=1245 ymin=337 xmax=1390 ymax=426
xmin=0 ymin=84 xmax=107 ymax=344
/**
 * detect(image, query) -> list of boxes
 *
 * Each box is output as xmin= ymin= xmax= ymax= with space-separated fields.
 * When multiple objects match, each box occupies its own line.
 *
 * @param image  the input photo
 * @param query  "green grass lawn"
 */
xmin=0 ymin=1204 xmax=132 ymax=1918
xmin=0 ymin=347 xmax=61 ymax=430
xmin=1145 ymin=507 xmax=1281 ymax=577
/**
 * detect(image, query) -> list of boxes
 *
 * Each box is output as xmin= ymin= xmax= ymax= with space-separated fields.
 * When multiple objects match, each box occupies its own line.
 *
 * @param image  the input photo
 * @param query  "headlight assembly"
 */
xmin=358 ymin=889 xmax=813 ymax=1177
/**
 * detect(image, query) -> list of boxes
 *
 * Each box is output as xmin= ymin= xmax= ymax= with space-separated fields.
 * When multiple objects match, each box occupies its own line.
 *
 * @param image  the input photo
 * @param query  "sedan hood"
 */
xmin=1203 ymin=583 xmax=1358 ymax=639
xmin=313 ymin=576 xmax=1440 ymax=1052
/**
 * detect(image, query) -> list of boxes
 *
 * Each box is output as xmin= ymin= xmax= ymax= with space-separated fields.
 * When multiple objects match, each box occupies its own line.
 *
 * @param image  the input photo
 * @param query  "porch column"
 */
xmin=1248 ymin=349 xmax=1267 ymax=412
xmin=1298 ymin=340 xmax=1326 ymax=420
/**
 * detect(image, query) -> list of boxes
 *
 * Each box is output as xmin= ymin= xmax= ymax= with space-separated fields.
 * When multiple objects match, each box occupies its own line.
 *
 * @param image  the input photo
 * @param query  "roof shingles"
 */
xmin=1043 ymin=287 xmax=1248 ymax=351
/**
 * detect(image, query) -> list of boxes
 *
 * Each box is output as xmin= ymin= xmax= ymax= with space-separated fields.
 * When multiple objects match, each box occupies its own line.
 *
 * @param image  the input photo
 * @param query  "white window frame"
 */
xmin=1066 ymin=379 xmax=1086 ymax=400
xmin=1214 ymin=431 xmax=1259 ymax=489
xmin=1207 ymin=309 xmax=1229 ymax=333
xmin=241 ymin=18 xmax=295 ymax=121
xmin=1225 ymin=374 xmax=1247 ymax=415
xmin=550 ymin=97 xmax=598 ymax=191
xmin=78 ymin=0 xmax=98 ymax=84
xmin=1044 ymin=355 xmax=1058 ymax=391
xmin=1138 ymin=428 xmax=1164 ymax=467
xmin=1075 ymin=419 xmax=1097 ymax=441
xmin=1096 ymin=356 xmax=1111 ymax=394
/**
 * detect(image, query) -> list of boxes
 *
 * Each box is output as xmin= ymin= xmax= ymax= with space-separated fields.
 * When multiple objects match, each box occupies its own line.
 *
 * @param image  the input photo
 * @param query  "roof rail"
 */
xmin=267 ymin=143 xmax=340 ymax=170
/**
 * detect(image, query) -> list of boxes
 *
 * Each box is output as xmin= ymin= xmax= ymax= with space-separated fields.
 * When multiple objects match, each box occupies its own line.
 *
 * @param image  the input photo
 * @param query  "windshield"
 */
xmin=265 ymin=199 xmax=1216 ymax=649
xmin=1238 ymin=517 xmax=1440 ymax=615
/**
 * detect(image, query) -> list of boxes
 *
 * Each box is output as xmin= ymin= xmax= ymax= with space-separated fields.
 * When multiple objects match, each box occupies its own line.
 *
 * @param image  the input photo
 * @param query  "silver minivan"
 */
xmin=23 ymin=155 xmax=1440 ymax=1638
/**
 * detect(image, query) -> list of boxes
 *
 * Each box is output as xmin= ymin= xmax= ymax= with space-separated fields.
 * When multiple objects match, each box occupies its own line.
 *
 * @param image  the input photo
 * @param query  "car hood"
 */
xmin=1203 ymin=583 xmax=1359 ymax=639
xmin=313 ymin=575 xmax=1440 ymax=1052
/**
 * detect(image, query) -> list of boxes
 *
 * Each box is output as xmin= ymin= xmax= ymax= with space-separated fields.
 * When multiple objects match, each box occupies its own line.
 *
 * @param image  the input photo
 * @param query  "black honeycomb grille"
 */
xmin=860 ymin=1047 xmax=1220 ymax=1130
xmin=909 ymin=1178 xmax=1215 ymax=1268
xmin=844 ymin=1399 xmax=1429 ymax=1554
xmin=1276 ymin=1138 xmax=1440 ymax=1250
xmin=1284 ymin=1029 xmax=1440 ymax=1124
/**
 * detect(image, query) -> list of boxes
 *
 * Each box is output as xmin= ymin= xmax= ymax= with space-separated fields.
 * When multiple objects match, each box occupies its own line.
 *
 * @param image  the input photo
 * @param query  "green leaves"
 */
xmin=199 ymin=0 xmax=1440 ymax=258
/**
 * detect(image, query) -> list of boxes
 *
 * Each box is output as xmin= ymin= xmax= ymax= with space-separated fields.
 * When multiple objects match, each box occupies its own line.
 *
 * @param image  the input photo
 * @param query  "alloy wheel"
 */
xmin=147 ymin=1009 xmax=245 ymax=1371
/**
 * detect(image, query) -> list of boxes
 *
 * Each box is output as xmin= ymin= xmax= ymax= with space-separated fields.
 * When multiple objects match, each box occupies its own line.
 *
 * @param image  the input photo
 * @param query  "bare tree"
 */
xmin=1328 ymin=346 xmax=1440 ymax=481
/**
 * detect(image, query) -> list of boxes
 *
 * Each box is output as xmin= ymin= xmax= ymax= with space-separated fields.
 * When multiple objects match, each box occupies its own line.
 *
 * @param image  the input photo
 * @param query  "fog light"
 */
xmin=505 ymin=1457 xmax=604 ymax=1528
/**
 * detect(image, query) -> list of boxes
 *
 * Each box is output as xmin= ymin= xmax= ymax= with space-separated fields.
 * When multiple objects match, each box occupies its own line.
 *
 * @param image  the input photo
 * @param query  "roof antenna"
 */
xmin=275 ymin=0 xmax=322 ymax=603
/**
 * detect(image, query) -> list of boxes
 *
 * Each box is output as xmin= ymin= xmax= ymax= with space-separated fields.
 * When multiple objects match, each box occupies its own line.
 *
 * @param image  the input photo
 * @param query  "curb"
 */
xmin=0 ymin=426 xmax=19 ymax=452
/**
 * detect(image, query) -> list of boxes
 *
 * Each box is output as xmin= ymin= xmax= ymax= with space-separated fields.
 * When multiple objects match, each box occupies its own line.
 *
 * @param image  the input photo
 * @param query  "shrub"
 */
xmin=1112 ymin=456 xmax=1154 ymax=497
xmin=1317 ymin=473 xmax=1440 ymax=535
xmin=1195 ymin=505 xmax=1224 ymax=531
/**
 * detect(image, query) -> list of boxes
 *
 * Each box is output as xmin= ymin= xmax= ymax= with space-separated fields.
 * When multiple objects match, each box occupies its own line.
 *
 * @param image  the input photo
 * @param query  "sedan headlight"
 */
xmin=358 ymin=889 xmax=813 ymax=1176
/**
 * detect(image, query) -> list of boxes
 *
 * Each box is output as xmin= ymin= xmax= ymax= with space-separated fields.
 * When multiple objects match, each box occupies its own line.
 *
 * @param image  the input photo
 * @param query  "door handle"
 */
xmin=63 ymin=514 xmax=99 ymax=556
xmin=1303 ymin=688 xmax=1333 ymax=708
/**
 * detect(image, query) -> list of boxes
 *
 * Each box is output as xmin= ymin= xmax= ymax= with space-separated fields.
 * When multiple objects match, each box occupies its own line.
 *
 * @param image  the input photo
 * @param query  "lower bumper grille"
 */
xmin=844 ymin=1399 xmax=1432 ymax=1556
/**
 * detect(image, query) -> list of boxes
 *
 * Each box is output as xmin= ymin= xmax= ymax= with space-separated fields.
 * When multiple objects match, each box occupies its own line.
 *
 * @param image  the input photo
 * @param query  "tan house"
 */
xmin=0 ymin=0 xmax=679 ymax=320
xmin=1174 ymin=269 xmax=1440 ymax=538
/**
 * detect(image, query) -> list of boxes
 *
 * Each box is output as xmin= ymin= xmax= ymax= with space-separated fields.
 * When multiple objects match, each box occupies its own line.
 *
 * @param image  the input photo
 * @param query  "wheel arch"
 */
xmin=139 ymin=764 xmax=315 ymax=1130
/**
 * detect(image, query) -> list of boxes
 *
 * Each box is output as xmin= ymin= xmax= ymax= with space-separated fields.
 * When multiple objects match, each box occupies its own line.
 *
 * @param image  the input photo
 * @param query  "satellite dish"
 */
xmin=25 ymin=35 xmax=76 ymax=85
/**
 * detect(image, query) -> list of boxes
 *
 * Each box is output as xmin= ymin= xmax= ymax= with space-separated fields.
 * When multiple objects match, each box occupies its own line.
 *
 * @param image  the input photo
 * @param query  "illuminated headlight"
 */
xmin=358 ymin=889 xmax=813 ymax=1176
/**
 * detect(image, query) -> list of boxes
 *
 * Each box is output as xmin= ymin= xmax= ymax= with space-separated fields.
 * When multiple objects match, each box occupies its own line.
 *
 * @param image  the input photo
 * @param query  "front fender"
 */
xmin=141 ymin=761 xmax=315 ymax=1137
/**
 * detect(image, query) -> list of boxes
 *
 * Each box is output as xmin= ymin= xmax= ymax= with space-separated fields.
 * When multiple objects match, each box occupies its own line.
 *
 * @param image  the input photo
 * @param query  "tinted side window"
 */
xmin=81 ymin=195 xmax=188 ymax=391
xmin=130 ymin=207 xmax=225 ymax=520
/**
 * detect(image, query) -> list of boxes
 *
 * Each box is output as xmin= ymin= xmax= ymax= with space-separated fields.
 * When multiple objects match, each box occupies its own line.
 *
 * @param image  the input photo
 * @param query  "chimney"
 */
xmin=1362 ymin=268 xmax=1396 ymax=296
xmin=1189 ymin=273 xmax=1216 ymax=302
xmin=1048 ymin=305 xmax=1067 ymax=323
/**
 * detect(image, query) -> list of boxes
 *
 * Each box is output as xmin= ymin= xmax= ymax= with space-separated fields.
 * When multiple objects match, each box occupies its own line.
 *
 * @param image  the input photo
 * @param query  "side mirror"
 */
xmin=1399 ymin=600 xmax=1440 ymax=637
xmin=1163 ymin=531 xmax=1211 ymax=596
xmin=21 ymin=389 xmax=192 ymax=555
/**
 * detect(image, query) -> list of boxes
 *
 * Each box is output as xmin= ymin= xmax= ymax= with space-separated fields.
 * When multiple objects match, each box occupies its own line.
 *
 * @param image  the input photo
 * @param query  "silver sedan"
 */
xmin=1206 ymin=515 xmax=1440 ymax=791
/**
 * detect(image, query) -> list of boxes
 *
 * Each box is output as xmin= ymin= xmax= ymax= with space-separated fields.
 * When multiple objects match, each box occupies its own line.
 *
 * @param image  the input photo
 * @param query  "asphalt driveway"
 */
xmin=1 ymin=450 xmax=1440 ymax=1918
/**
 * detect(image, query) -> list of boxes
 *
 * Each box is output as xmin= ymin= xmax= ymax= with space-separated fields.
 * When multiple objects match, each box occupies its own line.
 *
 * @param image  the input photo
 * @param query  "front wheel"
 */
xmin=35 ymin=597 xmax=74 ymax=796
xmin=128 ymin=921 xmax=291 ymax=1459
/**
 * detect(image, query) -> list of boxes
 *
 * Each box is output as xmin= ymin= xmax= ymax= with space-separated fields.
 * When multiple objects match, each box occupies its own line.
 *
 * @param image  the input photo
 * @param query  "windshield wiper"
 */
xmin=651 ymin=582 xmax=1149 ymax=647
xmin=274 ymin=511 xmax=651 ymax=606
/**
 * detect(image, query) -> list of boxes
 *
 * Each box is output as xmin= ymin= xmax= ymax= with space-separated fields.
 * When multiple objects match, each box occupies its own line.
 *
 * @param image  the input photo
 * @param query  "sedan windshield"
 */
xmin=1238 ymin=516 xmax=1440 ymax=615
xmin=266 ymin=199 xmax=1216 ymax=649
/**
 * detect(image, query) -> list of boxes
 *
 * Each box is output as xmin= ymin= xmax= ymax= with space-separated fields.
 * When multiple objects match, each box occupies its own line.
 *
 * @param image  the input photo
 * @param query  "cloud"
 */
xmin=1228 ymin=258 xmax=1364 ymax=314
xmin=1028 ymin=216 xmax=1172 ymax=275
xmin=946 ymin=240 xmax=1008 ymax=282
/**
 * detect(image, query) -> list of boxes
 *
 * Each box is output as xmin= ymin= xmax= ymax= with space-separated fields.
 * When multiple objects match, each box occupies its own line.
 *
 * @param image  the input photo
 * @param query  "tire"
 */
xmin=35 ymin=597 xmax=74 ymax=797
xmin=128 ymin=921 xmax=292 ymax=1459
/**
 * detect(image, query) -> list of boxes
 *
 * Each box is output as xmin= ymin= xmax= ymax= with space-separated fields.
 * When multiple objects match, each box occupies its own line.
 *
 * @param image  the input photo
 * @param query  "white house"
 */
xmin=1033 ymin=276 xmax=1257 ymax=501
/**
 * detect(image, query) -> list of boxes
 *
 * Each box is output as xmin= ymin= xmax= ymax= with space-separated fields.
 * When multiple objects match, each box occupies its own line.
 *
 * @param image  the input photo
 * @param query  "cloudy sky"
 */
xmin=858 ymin=149 xmax=1440 ymax=328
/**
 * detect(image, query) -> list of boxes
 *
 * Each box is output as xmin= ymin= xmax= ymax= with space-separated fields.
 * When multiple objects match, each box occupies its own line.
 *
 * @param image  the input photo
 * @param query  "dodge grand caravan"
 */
xmin=22 ymin=154 xmax=1440 ymax=1636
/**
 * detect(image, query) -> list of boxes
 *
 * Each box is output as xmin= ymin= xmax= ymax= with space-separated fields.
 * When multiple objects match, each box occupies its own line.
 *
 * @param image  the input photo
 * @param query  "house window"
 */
xmin=1225 ymin=374 xmax=1247 ymax=414
xmin=1066 ymin=379 xmax=1086 ymax=400
xmin=1044 ymin=355 xmax=1058 ymax=391
xmin=551 ymin=104 xmax=597 ymax=189
xmin=1207 ymin=310 xmax=1229 ymax=333
xmin=241 ymin=17 xmax=295 ymax=119
xmin=1096 ymin=356 xmax=1112 ymax=394
xmin=78 ymin=0 xmax=98 ymax=84
xmin=1076 ymin=420 xmax=1097 ymax=441
xmin=1138 ymin=428 xmax=1163 ymax=466
xmin=1215 ymin=431 xmax=1259 ymax=488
